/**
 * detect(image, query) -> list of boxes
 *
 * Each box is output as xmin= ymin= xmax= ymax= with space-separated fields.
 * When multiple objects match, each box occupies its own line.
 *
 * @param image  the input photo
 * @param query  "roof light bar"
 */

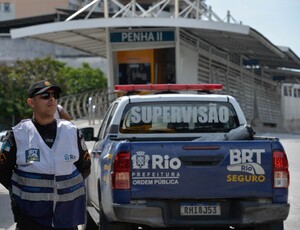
xmin=115 ymin=84 xmax=223 ymax=92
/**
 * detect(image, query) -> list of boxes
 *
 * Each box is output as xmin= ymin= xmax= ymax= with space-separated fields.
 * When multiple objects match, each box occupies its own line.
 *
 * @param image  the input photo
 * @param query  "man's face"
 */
xmin=27 ymin=90 xmax=59 ymax=117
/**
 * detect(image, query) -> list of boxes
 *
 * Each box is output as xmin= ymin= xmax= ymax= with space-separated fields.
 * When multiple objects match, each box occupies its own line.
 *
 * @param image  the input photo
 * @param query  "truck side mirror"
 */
xmin=80 ymin=127 xmax=98 ymax=141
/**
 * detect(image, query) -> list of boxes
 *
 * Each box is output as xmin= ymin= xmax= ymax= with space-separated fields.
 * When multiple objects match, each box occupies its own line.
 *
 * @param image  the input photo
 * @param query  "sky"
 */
xmin=207 ymin=0 xmax=300 ymax=57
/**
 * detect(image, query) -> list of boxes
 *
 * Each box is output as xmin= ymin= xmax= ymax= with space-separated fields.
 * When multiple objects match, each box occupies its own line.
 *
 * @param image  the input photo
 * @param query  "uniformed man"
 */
xmin=0 ymin=80 xmax=91 ymax=230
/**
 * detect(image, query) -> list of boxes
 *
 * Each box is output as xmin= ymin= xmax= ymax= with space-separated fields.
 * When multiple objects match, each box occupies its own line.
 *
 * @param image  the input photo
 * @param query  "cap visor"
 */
xmin=34 ymin=86 xmax=62 ymax=96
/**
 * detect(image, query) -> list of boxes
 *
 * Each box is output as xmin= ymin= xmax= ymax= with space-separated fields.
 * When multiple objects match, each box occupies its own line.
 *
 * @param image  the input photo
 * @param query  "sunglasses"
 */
xmin=39 ymin=92 xmax=60 ymax=100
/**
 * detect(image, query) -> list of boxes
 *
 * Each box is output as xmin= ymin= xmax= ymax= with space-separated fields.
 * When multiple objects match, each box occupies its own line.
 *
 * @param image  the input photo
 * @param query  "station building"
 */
xmin=6 ymin=0 xmax=300 ymax=131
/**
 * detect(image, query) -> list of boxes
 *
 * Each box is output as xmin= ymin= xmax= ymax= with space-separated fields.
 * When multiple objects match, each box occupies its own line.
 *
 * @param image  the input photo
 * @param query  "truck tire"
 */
xmin=255 ymin=221 xmax=284 ymax=230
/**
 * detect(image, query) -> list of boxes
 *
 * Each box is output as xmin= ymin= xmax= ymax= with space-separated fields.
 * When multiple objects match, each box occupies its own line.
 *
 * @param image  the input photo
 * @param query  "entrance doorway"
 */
xmin=116 ymin=48 xmax=175 ymax=84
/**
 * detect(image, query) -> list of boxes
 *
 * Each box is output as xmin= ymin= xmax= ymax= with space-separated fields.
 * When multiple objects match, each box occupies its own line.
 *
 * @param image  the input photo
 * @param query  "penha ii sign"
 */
xmin=110 ymin=30 xmax=175 ymax=43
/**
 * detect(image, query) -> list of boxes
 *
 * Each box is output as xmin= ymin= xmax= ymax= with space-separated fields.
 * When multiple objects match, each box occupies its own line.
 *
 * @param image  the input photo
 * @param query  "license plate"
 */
xmin=180 ymin=203 xmax=221 ymax=216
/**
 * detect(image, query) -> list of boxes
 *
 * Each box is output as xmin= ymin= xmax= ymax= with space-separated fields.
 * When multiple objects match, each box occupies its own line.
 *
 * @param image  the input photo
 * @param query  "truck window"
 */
xmin=98 ymin=102 xmax=118 ymax=139
xmin=119 ymin=101 xmax=239 ymax=133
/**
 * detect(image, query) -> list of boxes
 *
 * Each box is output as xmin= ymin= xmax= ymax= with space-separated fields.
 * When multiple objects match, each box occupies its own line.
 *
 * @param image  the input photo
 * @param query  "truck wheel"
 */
xmin=84 ymin=210 xmax=98 ymax=230
xmin=255 ymin=221 xmax=284 ymax=230
xmin=99 ymin=206 xmax=133 ymax=230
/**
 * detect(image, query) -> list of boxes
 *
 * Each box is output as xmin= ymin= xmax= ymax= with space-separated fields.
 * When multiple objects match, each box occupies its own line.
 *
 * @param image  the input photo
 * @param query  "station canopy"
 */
xmin=7 ymin=1 xmax=300 ymax=71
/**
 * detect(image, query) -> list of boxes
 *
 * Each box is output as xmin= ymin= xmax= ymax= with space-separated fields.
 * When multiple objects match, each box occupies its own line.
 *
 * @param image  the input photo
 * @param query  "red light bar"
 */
xmin=115 ymin=84 xmax=222 ymax=92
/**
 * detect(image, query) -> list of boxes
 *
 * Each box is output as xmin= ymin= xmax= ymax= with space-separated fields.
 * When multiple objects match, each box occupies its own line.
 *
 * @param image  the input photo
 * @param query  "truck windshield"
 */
xmin=120 ymin=101 xmax=239 ymax=133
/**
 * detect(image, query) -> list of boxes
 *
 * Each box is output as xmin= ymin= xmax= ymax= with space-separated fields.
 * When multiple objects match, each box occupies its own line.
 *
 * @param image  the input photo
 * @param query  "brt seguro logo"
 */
xmin=227 ymin=148 xmax=266 ymax=183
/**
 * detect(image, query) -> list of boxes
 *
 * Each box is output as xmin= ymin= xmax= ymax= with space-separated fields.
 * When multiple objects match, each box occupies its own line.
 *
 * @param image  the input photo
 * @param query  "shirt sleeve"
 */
xmin=74 ymin=129 xmax=91 ymax=179
xmin=0 ymin=130 xmax=17 ymax=190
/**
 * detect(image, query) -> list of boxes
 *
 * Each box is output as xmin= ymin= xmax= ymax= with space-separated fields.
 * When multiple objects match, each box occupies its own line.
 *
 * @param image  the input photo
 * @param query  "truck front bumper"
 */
xmin=112 ymin=201 xmax=290 ymax=228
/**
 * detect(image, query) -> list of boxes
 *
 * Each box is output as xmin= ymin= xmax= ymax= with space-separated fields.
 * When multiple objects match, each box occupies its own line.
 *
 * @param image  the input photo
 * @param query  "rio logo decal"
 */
xmin=132 ymin=151 xmax=181 ymax=170
xmin=131 ymin=151 xmax=181 ymax=186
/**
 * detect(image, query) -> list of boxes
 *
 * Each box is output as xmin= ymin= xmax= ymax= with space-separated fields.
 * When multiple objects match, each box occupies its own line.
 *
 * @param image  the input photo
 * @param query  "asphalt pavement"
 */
xmin=0 ymin=185 xmax=15 ymax=230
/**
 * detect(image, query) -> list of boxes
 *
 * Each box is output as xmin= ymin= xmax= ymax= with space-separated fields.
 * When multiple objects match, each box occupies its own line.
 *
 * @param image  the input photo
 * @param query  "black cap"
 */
xmin=28 ymin=80 xmax=62 ymax=98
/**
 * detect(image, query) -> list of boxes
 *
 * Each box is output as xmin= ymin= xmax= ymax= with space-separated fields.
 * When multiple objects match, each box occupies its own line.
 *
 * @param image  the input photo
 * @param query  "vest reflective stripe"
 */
xmin=12 ymin=184 xmax=85 ymax=202
xmin=12 ymin=169 xmax=84 ymax=198
xmin=58 ymin=181 xmax=84 ymax=194
xmin=12 ymin=185 xmax=55 ymax=201
xmin=56 ymin=173 xmax=83 ymax=189
xmin=11 ymin=181 xmax=53 ymax=193
xmin=12 ymin=169 xmax=84 ymax=190
xmin=12 ymin=170 xmax=85 ymax=201
xmin=56 ymin=169 xmax=83 ymax=189
xmin=57 ymin=187 xmax=86 ymax=202
xmin=12 ymin=172 xmax=54 ymax=187
xmin=14 ymin=168 xmax=54 ymax=180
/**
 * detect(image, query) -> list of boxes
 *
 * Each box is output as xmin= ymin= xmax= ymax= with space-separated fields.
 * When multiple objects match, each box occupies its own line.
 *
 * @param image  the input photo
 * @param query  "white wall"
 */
xmin=177 ymin=44 xmax=198 ymax=84
xmin=281 ymin=83 xmax=300 ymax=131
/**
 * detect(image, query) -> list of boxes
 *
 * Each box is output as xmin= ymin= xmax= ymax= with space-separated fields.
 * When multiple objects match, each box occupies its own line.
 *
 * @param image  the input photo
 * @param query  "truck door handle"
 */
xmin=180 ymin=155 xmax=224 ymax=166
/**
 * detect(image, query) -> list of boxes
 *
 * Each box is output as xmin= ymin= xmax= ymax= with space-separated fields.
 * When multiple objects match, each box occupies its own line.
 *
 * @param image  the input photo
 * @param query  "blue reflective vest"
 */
xmin=11 ymin=119 xmax=85 ymax=228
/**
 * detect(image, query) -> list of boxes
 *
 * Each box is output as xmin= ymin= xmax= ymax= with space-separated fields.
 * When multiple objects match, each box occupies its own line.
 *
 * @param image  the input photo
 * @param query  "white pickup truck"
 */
xmin=82 ymin=84 xmax=290 ymax=230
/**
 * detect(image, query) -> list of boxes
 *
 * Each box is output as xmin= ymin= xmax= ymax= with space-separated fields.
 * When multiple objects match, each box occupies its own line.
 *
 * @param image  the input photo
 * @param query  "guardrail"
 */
xmin=58 ymin=88 xmax=112 ymax=124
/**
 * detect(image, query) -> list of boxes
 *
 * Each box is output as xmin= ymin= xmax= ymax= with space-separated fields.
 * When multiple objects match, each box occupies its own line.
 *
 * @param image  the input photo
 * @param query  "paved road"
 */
xmin=0 ymin=128 xmax=299 ymax=230
xmin=0 ymin=185 xmax=15 ymax=230
xmin=277 ymin=133 xmax=300 ymax=230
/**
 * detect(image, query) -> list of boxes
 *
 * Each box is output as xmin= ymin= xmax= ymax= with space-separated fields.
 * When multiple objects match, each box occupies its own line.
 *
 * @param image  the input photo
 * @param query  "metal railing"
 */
xmin=58 ymin=88 xmax=112 ymax=124
xmin=66 ymin=0 xmax=240 ymax=24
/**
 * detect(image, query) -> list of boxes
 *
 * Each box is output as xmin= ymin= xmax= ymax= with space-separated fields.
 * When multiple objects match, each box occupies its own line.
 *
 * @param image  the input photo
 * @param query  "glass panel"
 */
xmin=120 ymin=101 xmax=239 ymax=134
